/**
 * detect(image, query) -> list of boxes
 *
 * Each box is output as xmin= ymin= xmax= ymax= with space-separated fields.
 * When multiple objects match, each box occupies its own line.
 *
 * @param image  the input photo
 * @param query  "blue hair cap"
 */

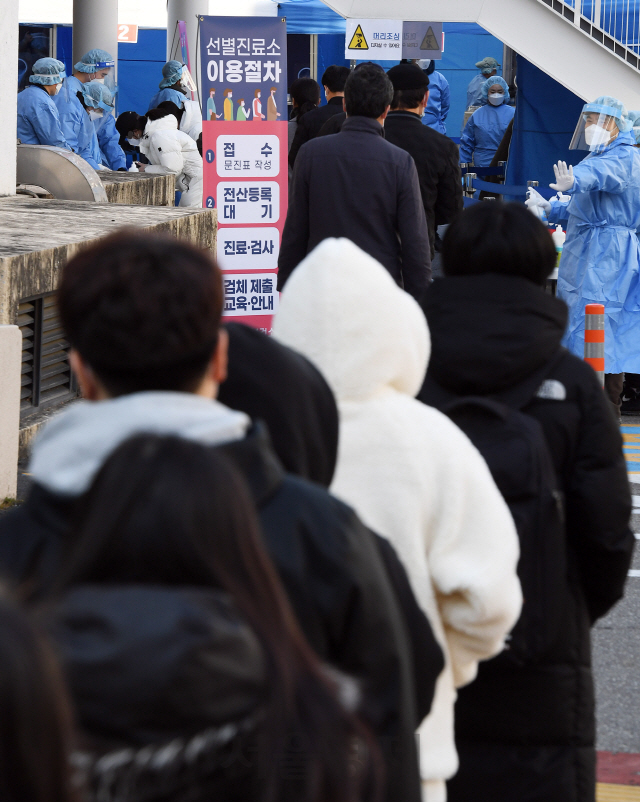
xmin=74 ymin=49 xmax=115 ymax=73
xmin=29 ymin=58 xmax=66 ymax=85
xmin=160 ymin=60 xmax=184 ymax=89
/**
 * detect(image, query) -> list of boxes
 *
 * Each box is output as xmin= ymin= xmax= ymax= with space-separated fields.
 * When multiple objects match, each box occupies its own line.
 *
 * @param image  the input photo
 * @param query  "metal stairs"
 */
xmin=321 ymin=0 xmax=640 ymax=108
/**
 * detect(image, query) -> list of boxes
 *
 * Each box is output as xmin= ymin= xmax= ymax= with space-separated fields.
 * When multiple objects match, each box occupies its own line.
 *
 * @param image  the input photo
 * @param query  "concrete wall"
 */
xmin=0 ymin=326 xmax=21 ymax=499
xmin=1 ymin=4 xmax=18 ymax=196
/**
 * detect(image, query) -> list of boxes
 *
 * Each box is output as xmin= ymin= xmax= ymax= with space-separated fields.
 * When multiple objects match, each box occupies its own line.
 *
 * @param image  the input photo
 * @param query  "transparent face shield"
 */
xmin=179 ymin=66 xmax=197 ymax=93
xmin=570 ymin=111 xmax=620 ymax=153
xmin=92 ymin=61 xmax=116 ymax=93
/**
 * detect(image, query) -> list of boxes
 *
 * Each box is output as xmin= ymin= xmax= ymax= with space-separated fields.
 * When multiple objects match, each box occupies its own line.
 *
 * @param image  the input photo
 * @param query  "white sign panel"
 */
xmin=219 ymin=181 xmax=280 ymax=224
xmin=402 ymin=22 xmax=443 ymax=60
xmin=216 ymin=135 xmax=280 ymax=178
xmin=217 ymin=227 xmax=279 ymax=271
xmin=223 ymin=273 xmax=279 ymax=316
xmin=345 ymin=19 xmax=403 ymax=59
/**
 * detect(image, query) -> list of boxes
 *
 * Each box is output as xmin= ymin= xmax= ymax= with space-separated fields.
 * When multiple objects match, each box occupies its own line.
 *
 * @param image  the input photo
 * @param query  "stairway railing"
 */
xmin=536 ymin=0 xmax=640 ymax=70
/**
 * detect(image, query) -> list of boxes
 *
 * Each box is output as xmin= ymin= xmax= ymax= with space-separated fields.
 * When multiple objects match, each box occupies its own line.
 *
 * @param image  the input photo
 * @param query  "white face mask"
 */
xmin=488 ymin=92 xmax=504 ymax=106
xmin=585 ymin=123 xmax=611 ymax=148
xmin=127 ymin=137 xmax=141 ymax=146
xmin=54 ymin=82 xmax=62 ymax=95
xmin=88 ymin=109 xmax=103 ymax=121
xmin=93 ymin=77 xmax=106 ymax=85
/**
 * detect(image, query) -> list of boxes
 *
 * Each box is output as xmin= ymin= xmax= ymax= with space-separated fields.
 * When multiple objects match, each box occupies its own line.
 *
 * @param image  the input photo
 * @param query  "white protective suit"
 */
xmin=180 ymin=99 xmax=202 ymax=142
xmin=273 ymin=238 xmax=523 ymax=802
xmin=141 ymin=114 xmax=203 ymax=207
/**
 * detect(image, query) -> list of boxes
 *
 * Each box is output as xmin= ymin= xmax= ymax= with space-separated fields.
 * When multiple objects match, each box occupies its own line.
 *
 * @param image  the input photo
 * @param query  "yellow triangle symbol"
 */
xmin=420 ymin=26 xmax=440 ymax=51
xmin=348 ymin=24 xmax=368 ymax=50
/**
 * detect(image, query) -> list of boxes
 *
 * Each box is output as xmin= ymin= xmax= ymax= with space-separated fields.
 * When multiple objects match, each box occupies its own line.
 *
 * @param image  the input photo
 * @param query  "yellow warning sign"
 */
xmin=421 ymin=26 xmax=441 ymax=51
xmin=348 ymin=25 xmax=369 ymax=50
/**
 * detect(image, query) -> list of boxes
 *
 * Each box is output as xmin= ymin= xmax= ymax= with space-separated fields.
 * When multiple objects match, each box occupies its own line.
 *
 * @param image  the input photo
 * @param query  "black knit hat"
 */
xmin=387 ymin=63 xmax=430 ymax=91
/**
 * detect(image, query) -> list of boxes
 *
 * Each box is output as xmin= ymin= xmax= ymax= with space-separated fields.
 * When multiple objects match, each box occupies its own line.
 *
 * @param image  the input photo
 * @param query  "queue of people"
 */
xmin=3 ymin=49 xmax=638 ymax=802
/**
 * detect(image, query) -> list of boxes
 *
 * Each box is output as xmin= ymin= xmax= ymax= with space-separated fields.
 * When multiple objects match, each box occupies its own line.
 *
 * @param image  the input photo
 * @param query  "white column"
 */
xmin=167 ymin=0 xmax=202 ymax=63
xmin=0 ymin=326 xmax=21 ymax=500
xmin=73 ymin=0 xmax=119 ymax=79
xmin=0 ymin=1 xmax=18 ymax=196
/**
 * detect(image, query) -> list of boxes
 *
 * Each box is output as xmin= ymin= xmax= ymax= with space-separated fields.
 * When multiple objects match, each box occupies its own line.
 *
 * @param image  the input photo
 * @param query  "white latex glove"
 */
xmin=550 ymin=161 xmax=574 ymax=192
xmin=525 ymin=187 xmax=551 ymax=215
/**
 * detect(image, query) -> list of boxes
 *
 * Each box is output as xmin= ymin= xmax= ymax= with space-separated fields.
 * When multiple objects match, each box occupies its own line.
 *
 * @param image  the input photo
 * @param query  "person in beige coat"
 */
xmin=273 ymin=237 xmax=523 ymax=802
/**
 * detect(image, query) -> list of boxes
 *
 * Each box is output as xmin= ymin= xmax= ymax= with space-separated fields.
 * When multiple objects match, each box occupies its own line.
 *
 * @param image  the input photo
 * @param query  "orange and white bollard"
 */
xmin=584 ymin=303 xmax=605 ymax=388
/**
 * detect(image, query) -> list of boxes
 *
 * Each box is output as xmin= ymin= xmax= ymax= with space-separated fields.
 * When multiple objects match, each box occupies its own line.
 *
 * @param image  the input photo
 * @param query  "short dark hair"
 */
xmin=156 ymin=100 xmax=183 ymax=122
xmin=442 ymin=202 xmax=557 ymax=287
xmin=288 ymin=77 xmax=320 ymax=119
xmin=344 ymin=65 xmax=394 ymax=119
xmin=391 ymin=88 xmax=428 ymax=111
xmin=58 ymin=231 xmax=224 ymax=396
xmin=146 ymin=107 xmax=173 ymax=122
xmin=321 ymin=65 xmax=350 ymax=93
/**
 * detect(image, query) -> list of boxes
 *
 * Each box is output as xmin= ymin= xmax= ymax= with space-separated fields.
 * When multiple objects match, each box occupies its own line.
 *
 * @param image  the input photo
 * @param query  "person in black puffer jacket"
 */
xmin=418 ymin=202 xmax=634 ymax=802
xmin=42 ymin=434 xmax=380 ymax=802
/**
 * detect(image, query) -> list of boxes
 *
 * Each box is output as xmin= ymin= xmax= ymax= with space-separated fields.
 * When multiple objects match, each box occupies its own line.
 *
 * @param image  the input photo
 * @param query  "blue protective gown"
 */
xmin=466 ymin=74 xmax=486 ymax=109
xmin=53 ymin=77 xmax=102 ymax=169
xmin=550 ymin=131 xmax=640 ymax=374
xmin=17 ymin=85 xmax=69 ymax=149
xmin=421 ymin=70 xmax=450 ymax=135
xmin=95 ymin=114 xmax=126 ymax=170
xmin=458 ymin=102 xmax=515 ymax=167
xmin=147 ymin=87 xmax=186 ymax=111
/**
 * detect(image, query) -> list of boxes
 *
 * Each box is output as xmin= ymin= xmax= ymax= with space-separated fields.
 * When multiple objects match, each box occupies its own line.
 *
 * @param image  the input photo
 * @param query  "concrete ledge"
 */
xmin=0 ymin=197 xmax=217 ymax=326
xmin=100 ymin=170 xmax=176 ymax=207
xmin=0 ymin=325 xmax=21 ymax=499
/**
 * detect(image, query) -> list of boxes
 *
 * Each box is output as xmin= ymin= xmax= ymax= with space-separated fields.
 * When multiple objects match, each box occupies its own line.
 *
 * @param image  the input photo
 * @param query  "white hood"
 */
xmin=273 ymin=238 xmax=430 ymax=403
xmin=29 ymin=392 xmax=250 ymax=497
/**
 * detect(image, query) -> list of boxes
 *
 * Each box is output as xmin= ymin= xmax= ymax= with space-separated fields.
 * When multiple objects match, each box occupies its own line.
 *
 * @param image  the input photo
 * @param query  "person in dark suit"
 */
xmin=288 ymin=65 xmax=350 ymax=168
xmin=278 ymin=64 xmax=431 ymax=301
xmin=384 ymin=63 xmax=463 ymax=260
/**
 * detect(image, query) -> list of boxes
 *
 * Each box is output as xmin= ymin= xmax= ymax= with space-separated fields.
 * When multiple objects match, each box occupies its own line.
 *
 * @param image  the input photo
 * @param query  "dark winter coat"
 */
xmin=288 ymin=95 xmax=345 ymax=167
xmin=317 ymin=110 xmax=346 ymax=137
xmin=384 ymin=111 xmax=463 ymax=259
xmin=0 ymin=418 xmax=423 ymax=802
xmin=219 ymin=322 xmax=444 ymax=721
xmin=418 ymin=274 xmax=634 ymax=802
xmin=278 ymin=116 xmax=431 ymax=300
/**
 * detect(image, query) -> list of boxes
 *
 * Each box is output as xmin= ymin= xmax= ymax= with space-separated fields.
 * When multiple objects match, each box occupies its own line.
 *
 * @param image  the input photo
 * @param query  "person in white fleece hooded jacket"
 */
xmin=273 ymin=238 xmax=523 ymax=802
xmin=139 ymin=109 xmax=203 ymax=207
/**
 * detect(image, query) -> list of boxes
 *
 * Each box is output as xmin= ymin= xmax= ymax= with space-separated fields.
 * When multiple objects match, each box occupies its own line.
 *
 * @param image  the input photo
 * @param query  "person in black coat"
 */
xmin=384 ymin=64 xmax=463 ymax=260
xmin=219 ymin=322 xmax=444 ymax=723
xmin=288 ymin=65 xmax=350 ymax=168
xmin=278 ymin=64 xmax=431 ymax=301
xmin=0 ymin=231 xmax=423 ymax=802
xmin=418 ymin=202 xmax=634 ymax=802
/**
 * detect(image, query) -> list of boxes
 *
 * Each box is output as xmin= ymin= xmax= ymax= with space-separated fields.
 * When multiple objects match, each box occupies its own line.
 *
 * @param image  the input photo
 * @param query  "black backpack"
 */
xmin=422 ymin=355 xmax=567 ymax=665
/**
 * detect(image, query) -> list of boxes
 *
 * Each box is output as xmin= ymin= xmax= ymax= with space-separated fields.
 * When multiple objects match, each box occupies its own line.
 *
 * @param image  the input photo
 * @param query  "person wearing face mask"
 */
xmin=416 ymin=59 xmax=450 ymax=136
xmin=147 ymin=60 xmax=194 ymax=111
xmin=459 ymin=76 xmax=515 ymax=167
xmin=527 ymin=97 xmax=640 ymax=416
xmin=17 ymin=58 xmax=70 ymax=149
xmin=53 ymin=50 xmax=117 ymax=170
xmin=73 ymin=81 xmax=118 ymax=171
xmin=115 ymin=111 xmax=148 ymax=167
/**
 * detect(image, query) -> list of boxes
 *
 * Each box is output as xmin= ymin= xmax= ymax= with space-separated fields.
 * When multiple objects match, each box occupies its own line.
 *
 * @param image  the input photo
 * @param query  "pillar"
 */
xmin=167 ymin=0 xmax=202 ymax=65
xmin=73 ymin=0 xmax=119 ymax=79
xmin=0 ymin=1 xmax=18 ymax=196
xmin=0 ymin=326 xmax=21 ymax=500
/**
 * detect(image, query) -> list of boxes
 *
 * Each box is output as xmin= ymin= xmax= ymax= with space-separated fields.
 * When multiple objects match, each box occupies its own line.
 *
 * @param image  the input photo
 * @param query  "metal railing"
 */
xmin=537 ymin=0 xmax=640 ymax=70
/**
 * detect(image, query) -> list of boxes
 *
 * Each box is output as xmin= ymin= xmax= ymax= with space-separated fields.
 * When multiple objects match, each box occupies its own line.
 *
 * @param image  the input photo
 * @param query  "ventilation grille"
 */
xmin=18 ymin=293 xmax=77 ymax=419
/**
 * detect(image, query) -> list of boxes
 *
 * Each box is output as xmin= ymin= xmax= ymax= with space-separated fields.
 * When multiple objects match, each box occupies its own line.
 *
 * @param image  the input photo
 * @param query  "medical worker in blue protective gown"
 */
xmin=418 ymin=59 xmax=450 ymax=135
xmin=466 ymin=56 xmax=500 ymax=109
xmin=54 ymin=49 xmax=118 ymax=169
xmin=77 ymin=82 xmax=119 ymax=170
xmin=459 ymin=77 xmax=515 ymax=167
xmin=148 ymin=61 xmax=195 ymax=111
xmin=528 ymin=97 xmax=640 ymax=413
xmin=17 ymin=58 xmax=70 ymax=149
